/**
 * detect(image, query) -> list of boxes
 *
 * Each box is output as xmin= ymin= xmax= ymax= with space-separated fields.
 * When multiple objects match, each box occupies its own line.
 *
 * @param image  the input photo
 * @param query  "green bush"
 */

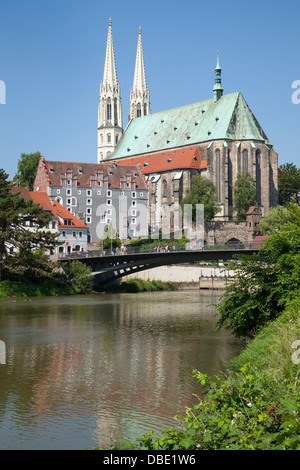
xmin=104 ymin=364 xmax=300 ymax=450
xmin=62 ymin=260 xmax=94 ymax=294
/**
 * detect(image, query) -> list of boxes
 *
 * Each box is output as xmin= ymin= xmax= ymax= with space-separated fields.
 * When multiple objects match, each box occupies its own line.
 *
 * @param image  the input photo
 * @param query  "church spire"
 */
xmin=98 ymin=19 xmax=123 ymax=162
xmin=129 ymin=26 xmax=151 ymax=121
xmin=213 ymin=51 xmax=223 ymax=102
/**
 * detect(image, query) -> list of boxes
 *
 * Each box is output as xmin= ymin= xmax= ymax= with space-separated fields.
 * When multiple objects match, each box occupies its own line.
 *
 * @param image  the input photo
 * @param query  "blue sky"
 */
xmin=0 ymin=0 xmax=299 ymax=179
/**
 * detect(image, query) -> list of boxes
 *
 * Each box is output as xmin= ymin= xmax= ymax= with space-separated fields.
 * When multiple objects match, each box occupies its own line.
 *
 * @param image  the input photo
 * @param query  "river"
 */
xmin=0 ymin=290 xmax=243 ymax=450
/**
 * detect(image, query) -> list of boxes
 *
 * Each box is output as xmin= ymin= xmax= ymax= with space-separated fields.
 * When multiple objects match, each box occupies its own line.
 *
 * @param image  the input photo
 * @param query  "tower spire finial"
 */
xmin=213 ymin=50 xmax=223 ymax=102
xmin=129 ymin=26 xmax=151 ymax=120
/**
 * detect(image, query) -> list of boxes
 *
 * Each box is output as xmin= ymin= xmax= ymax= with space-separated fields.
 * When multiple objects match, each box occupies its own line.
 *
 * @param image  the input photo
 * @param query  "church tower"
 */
xmin=98 ymin=19 xmax=123 ymax=162
xmin=129 ymin=27 xmax=151 ymax=121
xmin=213 ymin=51 xmax=224 ymax=102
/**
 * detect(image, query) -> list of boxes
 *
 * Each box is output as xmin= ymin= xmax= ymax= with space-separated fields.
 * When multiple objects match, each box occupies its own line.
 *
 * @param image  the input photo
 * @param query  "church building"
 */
xmin=97 ymin=20 xmax=278 ymax=226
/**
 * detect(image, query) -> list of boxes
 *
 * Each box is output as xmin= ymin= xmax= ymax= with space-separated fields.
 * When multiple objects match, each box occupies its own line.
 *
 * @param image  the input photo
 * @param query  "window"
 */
xmin=87 ymin=199 xmax=92 ymax=205
xmin=107 ymin=199 xmax=111 ymax=206
xmin=87 ymin=208 xmax=92 ymax=215
xmin=132 ymin=192 xmax=136 ymax=198
xmin=67 ymin=198 xmax=71 ymax=205
xmin=162 ymin=180 xmax=167 ymax=198
xmin=67 ymin=189 xmax=72 ymax=195
xmin=132 ymin=200 xmax=136 ymax=207
xmin=256 ymin=150 xmax=261 ymax=205
xmin=131 ymin=218 xmax=136 ymax=224
xmin=62 ymin=231 xmax=66 ymax=237
xmin=242 ymin=149 xmax=248 ymax=173
xmin=140 ymin=192 xmax=143 ymax=197
xmin=228 ymin=149 xmax=233 ymax=206
xmin=107 ymin=190 xmax=111 ymax=197
xmin=57 ymin=189 xmax=60 ymax=194
xmin=79 ymin=231 xmax=83 ymax=238
xmin=73 ymin=232 xmax=76 ymax=237
xmin=86 ymin=217 xmax=92 ymax=224
xmin=87 ymin=190 xmax=91 ymax=196
xmin=215 ymin=149 xmax=221 ymax=202
xmin=107 ymin=102 xmax=112 ymax=121
xmin=107 ymin=133 xmax=111 ymax=143
xmin=97 ymin=190 xmax=101 ymax=195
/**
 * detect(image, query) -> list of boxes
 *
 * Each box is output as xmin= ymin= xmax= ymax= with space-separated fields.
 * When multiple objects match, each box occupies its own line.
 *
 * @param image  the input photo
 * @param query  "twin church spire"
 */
xmin=98 ymin=20 xmax=150 ymax=162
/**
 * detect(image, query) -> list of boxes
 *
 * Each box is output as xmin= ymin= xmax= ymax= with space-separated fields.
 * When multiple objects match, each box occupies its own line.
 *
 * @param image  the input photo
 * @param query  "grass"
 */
xmin=228 ymin=291 xmax=300 ymax=400
xmin=108 ymin=278 xmax=177 ymax=293
xmin=0 ymin=279 xmax=76 ymax=298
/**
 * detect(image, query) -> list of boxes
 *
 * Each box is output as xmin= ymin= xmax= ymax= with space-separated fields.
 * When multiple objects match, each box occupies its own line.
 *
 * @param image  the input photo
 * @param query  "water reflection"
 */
xmin=0 ymin=291 xmax=243 ymax=449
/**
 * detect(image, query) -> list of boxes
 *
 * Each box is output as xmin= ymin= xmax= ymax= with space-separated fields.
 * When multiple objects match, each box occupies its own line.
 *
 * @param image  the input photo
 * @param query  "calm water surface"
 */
xmin=0 ymin=290 xmax=243 ymax=450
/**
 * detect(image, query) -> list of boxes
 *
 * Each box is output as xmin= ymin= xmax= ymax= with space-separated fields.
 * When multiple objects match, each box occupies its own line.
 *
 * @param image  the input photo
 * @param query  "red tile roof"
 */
xmin=112 ymin=146 xmax=207 ymax=174
xmin=11 ymin=187 xmax=88 ymax=229
xmin=51 ymin=201 xmax=88 ymax=229
xmin=37 ymin=158 xmax=148 ymax=190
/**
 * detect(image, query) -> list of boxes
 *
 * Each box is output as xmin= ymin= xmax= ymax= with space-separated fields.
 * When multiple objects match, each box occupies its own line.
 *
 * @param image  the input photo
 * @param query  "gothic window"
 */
xmin=242 ymin=149 xmax=248 ymax=173
xmin=228 ymin=149 xmax=233 ymax=206
xmin=215 ymin=149 xmax=221 ymax=202
xmin=107 ymin=100 xmax=112 ymax=121
xmin=116 ymin=134 xmax=119 ymax=144
xmin=162 ymin=179 xmax=168 ymax=198
xmin=137 ymin=103 xmax=141 ymax=118
xmin=107 ymin=133 xmax=111 ymax=143
xmin=256 ymin=150 xmax=261 ymax=205
xmin=100 ymin=134 xmax=103 ymax=144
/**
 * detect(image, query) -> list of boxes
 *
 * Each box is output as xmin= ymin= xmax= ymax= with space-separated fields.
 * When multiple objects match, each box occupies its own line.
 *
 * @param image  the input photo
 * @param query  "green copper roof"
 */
xmin=108 ymin=91 xmax=272 ymax=160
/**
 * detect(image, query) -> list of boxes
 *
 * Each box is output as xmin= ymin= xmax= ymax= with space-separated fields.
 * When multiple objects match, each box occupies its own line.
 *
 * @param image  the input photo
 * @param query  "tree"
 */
xmin=99 ymin=221 xmax=122 ymax=252
xmin=14 ymin=151 xmax=41 ymax=190
xmin=259 ymin=205 xmax=292 ymax=235
xmin=233 ymin=172 xmax=256 ymax=221
xmin=216 ymin=204 xmax=300 ymax=338
xmin=0 ymin=169 xmax=58 ymax=282
xmin=278 ymin=163 xmax=300 ymax=206
xmin=180 ymin=175 xmax=220 ymax=222
xmin=62 ymin=260 xmax=94 ymax=294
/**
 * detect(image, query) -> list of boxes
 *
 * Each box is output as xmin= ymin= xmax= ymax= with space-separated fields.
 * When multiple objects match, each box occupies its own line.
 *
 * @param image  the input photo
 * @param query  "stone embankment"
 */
xmin=124 ymin=264 xmax=235 ymax=289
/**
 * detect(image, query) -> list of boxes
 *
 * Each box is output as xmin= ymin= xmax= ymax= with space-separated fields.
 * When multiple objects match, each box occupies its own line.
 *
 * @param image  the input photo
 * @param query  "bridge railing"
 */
xmin=58 ymin=240 xmax=261 ymax=260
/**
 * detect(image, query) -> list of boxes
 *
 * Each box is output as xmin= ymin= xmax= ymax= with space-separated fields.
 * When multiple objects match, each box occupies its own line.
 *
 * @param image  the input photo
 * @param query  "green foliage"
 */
xmin=259 ymin=205 xmax=292 ymax=235
xmin=106 ymin=364 xmax=300 ymax=450
xmin=233 ymin=172 xmax=256 ymax=221
xmin=13 ymin=151 xmax=41 ymax=191
xmin=109 ymin=278 xmax=176 ymax=293
xmin=278 ymin=162 xmax=300 ymax=206
xmin=0 ymin=169 xmax=58 ymax=282
xmin=99 ymin=221 xmax=122 ymax=252
xmin=180 ymin=174 xmax=220 ymax=221
xmin=229 ymin=291 xmax=300 ymax=400
xmin=62 ymin=260 xmax=94 ymax=294
xmin=216 ymin=204 xmax=300 ymax=338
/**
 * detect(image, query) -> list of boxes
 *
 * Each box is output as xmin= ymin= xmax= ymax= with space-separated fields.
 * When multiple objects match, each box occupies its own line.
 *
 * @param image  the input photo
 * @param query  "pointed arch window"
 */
xmin=242 ymin=149 xmax=248 ymax=173
xmin=228 ymin=149 xmax=233 ymax=206
xmin=215 ymin=149 xmax=221 ymax=202
xmin=137 ymin=103 xmax=141 ymax=118
xmin=107 ymin=133 xmax=111 ymax=143
xmin=256 ymin=150 xmax=261 ymax=205
xmin=162 ymin=179 xmax=168 ymax=198
xmin=107 ymin=99 xmax=112 ymax=121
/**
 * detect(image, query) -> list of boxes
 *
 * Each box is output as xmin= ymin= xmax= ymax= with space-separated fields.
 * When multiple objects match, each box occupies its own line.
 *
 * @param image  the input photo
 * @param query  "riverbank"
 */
xmin=0 ymin=279 xmax=77 ymax=298
xmin=105 ymin=291 xmax=300 ymax=450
